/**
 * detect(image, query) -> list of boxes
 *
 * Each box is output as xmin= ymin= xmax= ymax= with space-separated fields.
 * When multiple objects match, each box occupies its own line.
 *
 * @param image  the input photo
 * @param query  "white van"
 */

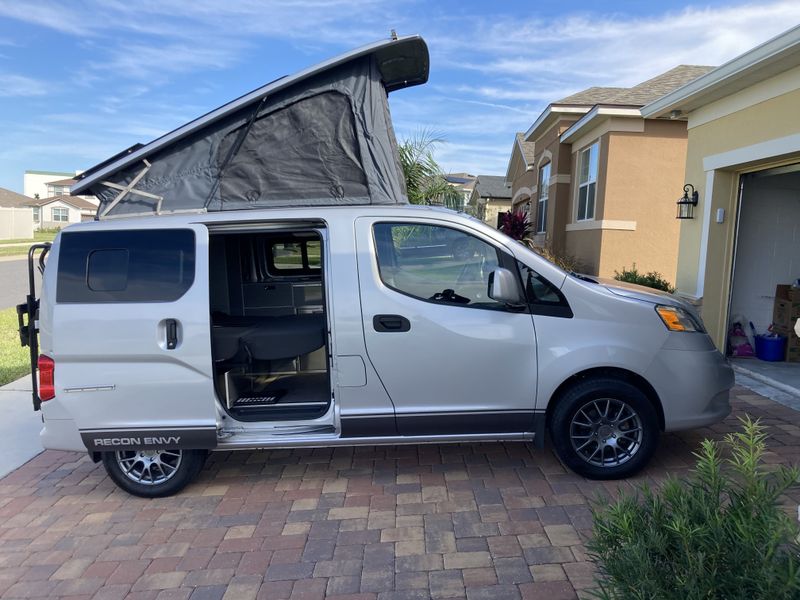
xmin=17 ymin=36 xmax=733 ymax=497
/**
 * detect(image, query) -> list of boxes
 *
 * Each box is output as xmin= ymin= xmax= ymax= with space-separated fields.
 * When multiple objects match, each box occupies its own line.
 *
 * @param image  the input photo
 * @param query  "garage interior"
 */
xmin=728 ymin=163 xmax=800 ymax=393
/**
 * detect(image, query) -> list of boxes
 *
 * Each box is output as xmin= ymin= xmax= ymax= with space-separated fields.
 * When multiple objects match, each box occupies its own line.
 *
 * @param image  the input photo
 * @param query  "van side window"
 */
xmin=57 ymin=229 xmax=195 ymax=303
xmin=268 ymin=239 xmax=321 ymax=275
xmin=373 ymin=222 xmax=505 ymax=310
xmin=517 ymin=261 xmax=573 ymax=318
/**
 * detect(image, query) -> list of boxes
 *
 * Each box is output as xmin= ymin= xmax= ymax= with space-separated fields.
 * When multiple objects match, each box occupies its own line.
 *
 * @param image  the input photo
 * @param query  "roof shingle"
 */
xmin=515 ymin=133 xmax=536 ymax=165
xmin=0 ymin=187 xmax=32 ymax=208
xmin=555 ymin=65 xmax=715 ymax=107
xmin=473 ymin=175 xmax=511 ymax=199
xmin=26 ymin=195 xmax=98 ymax=211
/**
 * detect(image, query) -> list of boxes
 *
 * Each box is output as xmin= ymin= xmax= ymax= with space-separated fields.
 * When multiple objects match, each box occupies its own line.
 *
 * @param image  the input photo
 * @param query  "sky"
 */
xmin=0 ymin=1 xmax=799 ymax=193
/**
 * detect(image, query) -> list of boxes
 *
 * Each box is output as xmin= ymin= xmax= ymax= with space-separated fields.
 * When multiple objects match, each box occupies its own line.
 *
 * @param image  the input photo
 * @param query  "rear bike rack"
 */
xmin=16 ymin=243 xmax=51 ymax=411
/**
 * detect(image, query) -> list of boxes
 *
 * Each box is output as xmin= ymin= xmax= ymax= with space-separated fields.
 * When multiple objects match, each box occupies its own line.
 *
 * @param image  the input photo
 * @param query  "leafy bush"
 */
xmin=527 ymin=240 xmax=582 ymax=273
xmin=499 ymin=210 xmax=531 ymax=241
xmin=588 ymin=417 xmax=800 ymax=600
xmin=614 ymin=264 xmax=675 ymax=293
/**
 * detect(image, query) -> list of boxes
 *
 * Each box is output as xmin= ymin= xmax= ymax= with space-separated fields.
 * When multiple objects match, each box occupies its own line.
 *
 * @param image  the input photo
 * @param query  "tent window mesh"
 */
xmin=217 ymin=91 xmax=369 ymax=205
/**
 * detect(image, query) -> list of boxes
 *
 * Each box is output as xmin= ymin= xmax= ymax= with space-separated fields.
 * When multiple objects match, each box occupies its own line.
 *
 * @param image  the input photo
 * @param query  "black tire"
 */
xmin=549 ymin=378 xmax=659 ymax=480
xmin=102 ymin=449 xmax=207 ymax=498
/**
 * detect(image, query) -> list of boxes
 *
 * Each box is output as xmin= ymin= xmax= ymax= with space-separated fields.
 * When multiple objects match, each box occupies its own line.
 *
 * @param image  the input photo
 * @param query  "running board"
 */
xmin=216 ymin=431 xmax=535 ymax=450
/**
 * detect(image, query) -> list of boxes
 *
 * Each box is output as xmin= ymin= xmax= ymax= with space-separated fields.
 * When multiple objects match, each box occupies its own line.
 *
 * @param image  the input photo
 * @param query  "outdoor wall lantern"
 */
xmin=676 ymin=184 xmax=699 ymax=219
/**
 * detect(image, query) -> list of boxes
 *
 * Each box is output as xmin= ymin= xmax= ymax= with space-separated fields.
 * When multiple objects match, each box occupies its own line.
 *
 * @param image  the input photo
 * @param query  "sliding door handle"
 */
xmin=166 ymin=319 xmax=178 ymax=349
xmin=373 ymin=314 xmax=411 ymax=333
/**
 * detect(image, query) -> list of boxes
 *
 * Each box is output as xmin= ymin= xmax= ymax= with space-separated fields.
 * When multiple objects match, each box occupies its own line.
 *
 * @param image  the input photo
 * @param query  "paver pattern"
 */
xmin=0 ymin=385 xmax=799 ymax=599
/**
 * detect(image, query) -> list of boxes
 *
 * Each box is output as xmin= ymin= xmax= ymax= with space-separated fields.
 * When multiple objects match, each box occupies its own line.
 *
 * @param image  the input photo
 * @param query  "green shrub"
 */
xmin=588 ymin=417 xmax=800 ymax=600
xmin=614 ymin=264 xmax=675 ymax=293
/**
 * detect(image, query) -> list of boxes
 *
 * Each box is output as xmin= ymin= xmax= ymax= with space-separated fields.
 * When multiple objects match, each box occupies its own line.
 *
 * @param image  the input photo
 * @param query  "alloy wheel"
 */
xmin=114 ymin=449 xmax=183 ymax=485
xmin=569 ymin=398 xmax=643 ymax=468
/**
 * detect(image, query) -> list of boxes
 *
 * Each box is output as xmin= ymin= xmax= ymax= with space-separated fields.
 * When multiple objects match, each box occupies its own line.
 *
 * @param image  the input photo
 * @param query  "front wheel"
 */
xmin=550 ymin=378 xmax=659 ymax=480
xmin=102 ymin=448 xmax=206 ymax=498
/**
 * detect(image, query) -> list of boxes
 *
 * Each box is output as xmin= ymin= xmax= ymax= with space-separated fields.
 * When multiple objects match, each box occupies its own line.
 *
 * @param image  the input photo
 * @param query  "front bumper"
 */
xmin=645 ymin=345 xmax=734 ymax=432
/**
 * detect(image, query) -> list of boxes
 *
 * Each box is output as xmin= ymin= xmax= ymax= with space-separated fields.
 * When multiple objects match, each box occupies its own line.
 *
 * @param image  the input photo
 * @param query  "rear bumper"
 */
xmin=40 ymin=417 xmax=85 ymax=453
xmin=645 ymin=347 xmax=734 ymax=432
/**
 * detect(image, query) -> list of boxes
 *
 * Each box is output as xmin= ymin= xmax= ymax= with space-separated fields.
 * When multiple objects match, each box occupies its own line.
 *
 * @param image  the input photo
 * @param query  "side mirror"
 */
xmin=488 ymin=268 xmax=525 ymax=306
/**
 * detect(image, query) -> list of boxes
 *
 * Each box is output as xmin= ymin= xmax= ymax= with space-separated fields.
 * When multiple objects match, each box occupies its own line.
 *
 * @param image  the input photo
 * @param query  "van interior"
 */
xmin=208 ymin=228 xmax=330 ymax=422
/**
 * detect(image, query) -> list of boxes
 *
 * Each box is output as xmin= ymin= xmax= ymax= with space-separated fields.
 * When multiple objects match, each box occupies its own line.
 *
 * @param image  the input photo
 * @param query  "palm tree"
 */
xmin=398 ymin=130 xmax=463 ymax=210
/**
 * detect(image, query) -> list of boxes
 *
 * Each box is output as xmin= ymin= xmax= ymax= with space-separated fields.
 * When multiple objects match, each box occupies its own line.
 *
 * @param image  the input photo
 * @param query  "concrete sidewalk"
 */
xmin=0 ymin=374 xmax=44 ymax=478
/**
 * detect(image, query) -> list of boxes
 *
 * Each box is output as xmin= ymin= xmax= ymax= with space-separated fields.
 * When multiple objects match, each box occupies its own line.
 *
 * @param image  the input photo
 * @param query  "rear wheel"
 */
xmin=550 ymin=378 xmax=659 ymax=480
xmin=102 ymin=448 xmax=206 ymax=497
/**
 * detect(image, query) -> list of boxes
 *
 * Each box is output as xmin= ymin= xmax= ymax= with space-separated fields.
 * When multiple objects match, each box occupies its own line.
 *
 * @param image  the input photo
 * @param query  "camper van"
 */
xmin=18 ymin=36 xmax=734 ymax=497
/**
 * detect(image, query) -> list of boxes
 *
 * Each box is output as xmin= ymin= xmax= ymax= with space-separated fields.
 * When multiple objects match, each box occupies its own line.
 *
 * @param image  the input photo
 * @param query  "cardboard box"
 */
xmin=772 ymin=285 xmax=800 ymax=329
xmin=773 ymin=325 xmax=800 ymax=363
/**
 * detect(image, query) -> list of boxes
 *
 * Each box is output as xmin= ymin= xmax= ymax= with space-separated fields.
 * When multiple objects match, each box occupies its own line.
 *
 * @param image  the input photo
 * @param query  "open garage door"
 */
xmin=728 ymin=163 xmax=800 ymax=389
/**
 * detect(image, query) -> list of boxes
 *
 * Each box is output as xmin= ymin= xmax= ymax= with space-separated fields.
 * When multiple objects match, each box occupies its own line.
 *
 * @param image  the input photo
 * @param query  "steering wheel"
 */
xmin=430 ymin=289 xmax=470 ymax=304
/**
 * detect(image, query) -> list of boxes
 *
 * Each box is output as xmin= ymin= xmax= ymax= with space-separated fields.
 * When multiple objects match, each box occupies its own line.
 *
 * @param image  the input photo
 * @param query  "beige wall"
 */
xmin=509 ymin=117 xmax=580 ymax=253
xmin=0 ymin=207 xmax=34 ymax=240
xmin=564 ymin=120 xmax=686 ymax=279
xmin=483 ymin=199 xmax=512 ymax=229
xmin=510 ymin=169 xmax=536 ymax=212
xmin=678 ymin=80 xmax=800 ymax=348
xmin=600 ymin=120 xmax=686 ymax=279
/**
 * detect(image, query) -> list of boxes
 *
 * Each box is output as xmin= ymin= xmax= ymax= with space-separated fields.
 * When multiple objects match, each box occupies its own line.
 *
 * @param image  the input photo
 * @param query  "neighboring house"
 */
xmin=641 ymin=25 xmax=800 ymax=351
xmin=23 ymin=170 xmax=75 ymax=200
xmin=467 ymin=175 xmax=512 ymax=228
xmin=445 ymin=173 xmax=477 ymax=211
xmin=26 ymin=195 xmax=97 ymax=229
xmin=0 ymin=186 xmax=33 ymax=209
xmin=21 ymin=169 xmax=98 ymax=229
xmin=507 ymin=65 xmax=714 ymax=278
xmin=0 ymin=187 xmax=34 ymax=239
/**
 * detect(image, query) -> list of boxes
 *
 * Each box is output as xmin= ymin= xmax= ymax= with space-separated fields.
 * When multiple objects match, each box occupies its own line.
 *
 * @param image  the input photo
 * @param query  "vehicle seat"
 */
xmin=212 ymin=313 xmax=326 ymax=362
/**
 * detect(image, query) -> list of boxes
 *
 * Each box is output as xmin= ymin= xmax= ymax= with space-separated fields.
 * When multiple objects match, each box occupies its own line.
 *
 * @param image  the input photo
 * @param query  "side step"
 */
xmin=234 ymin=396 xmax=328 ymax=410
xmin=216 ymin=431 xmax=534 ymax=449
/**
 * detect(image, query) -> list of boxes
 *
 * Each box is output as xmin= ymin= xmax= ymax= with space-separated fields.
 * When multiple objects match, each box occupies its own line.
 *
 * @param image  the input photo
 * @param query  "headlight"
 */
xmin=655 ymin=305 xmax=704 ymax=332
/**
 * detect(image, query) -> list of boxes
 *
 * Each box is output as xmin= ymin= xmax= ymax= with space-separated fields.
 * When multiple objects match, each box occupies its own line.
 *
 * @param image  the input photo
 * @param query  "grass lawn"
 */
xmin=0 ymin=306 xmax=30 ymax=386
xmin=0 ymin=230 xmax=57 ymax=258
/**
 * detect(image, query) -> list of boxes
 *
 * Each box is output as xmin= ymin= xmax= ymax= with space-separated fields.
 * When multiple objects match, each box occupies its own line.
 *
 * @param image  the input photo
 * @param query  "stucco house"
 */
xmin=467 ymin=175 xmax=512 ymax=228
xmin=23 ymin=170 xmax=75 ymax=200
xmin=25 ymin=195 xmax=97 ymax=229
xmin=641 ymin=25 xmax=800 ymax=356
xmin=507 ymin=65 xmax=714 ymax=278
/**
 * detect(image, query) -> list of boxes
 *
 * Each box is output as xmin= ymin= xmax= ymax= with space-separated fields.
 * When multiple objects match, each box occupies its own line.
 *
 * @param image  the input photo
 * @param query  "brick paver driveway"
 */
xmin=0 ymin=386 xmax=798 ymax=600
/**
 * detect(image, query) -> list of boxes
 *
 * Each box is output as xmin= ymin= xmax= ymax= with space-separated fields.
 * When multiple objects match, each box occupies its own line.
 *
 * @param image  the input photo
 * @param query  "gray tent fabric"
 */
xmin=80 ymin=40 xmax=423 ymax=217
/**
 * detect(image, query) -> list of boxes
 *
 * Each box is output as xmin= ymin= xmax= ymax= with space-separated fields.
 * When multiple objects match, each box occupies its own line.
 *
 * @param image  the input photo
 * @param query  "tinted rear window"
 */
xmin=57 ymin=229 xmax=195 ymax=303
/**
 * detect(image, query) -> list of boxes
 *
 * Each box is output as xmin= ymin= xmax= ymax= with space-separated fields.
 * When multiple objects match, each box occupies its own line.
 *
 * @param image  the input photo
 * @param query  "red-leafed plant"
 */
xmin=500 ymin=210 xmax=531 ymax=241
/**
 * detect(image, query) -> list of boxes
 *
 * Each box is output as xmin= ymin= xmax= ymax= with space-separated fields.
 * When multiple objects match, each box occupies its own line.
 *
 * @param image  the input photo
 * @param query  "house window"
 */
xmin=48 ymin=185 xmax=68 ymax=196
xmin=577 ymin=142 xmax=599 ymax=221
xmin=32 ymin=207 xmax=40 ymax=223
xmin=52 ymin=207 xmax=69 ymax=222
xmin=536 ymin=163 xmax=551 ymax=234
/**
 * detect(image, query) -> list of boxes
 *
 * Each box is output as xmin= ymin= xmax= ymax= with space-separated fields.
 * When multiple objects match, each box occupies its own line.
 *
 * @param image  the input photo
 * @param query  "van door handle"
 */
xmin=166 ymin=319 xmax=178 ymax=349
xmin=373 ymin=314 xmax=410 ymax=332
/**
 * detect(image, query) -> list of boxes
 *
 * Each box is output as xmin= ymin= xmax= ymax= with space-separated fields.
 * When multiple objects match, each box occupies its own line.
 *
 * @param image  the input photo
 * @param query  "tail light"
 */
xmin=38 ymin=355 xmax=55 ymax=401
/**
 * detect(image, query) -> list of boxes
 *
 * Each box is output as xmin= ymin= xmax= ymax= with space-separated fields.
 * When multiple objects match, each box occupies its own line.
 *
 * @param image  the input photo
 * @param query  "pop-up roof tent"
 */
xmin=72 ymin=35 xmax=429 ymax=218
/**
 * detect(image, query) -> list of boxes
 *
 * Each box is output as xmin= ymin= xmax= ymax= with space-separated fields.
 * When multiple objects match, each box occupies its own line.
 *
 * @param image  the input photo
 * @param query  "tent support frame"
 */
xmin=99 ymin=159 xmax=164 ymax=217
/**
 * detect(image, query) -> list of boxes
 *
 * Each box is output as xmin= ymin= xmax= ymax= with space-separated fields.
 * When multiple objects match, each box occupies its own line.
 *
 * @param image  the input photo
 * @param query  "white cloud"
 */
xmin=0 ymin=73 xmax=48 ymax=97
xmin=92 ymin=41 xmax=246 ymax=81
xmin=1 ymin=0 xmax=799 ymax=186
xmin=436 ymin=1 xmax=800 ymax=99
